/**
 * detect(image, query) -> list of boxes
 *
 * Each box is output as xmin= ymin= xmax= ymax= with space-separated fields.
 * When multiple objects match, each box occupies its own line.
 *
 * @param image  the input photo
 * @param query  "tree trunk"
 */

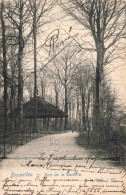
xmin=95 ymin=42 xmax=104 ymax=133
xmin=69 ymin=100 xmax=72 ymax=128
xmin=41 ymin=79 xmax=45 ymax=98
xmin=33 ymin=3 xmax=37 ymax=98
xmin=86 ymin=91 xmax=91 ymax=145
xmin=33 ymin=1 xmax=37 ymax=133
xmin=55 ymin=91 xmax=59 ymax=108
xmin=64 ymin=81 xmax=68 ymax=130
xmin=81 ymin=92 xmax=86 ymax=132
xmin=10 ymin=60 xmax=17 ymax=132
xmin=76 ymin=93 xmax=79 ymax=118
xmin=10 ymin=78 xmax=14 ymax=132
xmin=18 ymin=0 xmax=24 ymax=132
xmin=55 ymin=90 xmax=59 ymax=130
xmin=1 ymin=1 xmax=8 ymax=158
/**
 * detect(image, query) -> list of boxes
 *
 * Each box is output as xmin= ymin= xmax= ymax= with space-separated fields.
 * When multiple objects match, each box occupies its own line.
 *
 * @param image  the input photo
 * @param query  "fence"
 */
xmin=0 ymin=118 xmax=65 ymax=158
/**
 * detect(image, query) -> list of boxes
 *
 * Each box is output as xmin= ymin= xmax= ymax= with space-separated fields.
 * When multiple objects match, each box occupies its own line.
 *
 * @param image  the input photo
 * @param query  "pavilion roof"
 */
xmin=10 ymin=96 xmax=68 ymax=118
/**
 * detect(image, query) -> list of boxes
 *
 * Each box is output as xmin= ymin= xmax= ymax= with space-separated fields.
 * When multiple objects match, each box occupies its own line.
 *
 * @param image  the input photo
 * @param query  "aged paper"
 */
xmin=0 ymin=0 xmax=126 ymax=195
xmin=0 ymin=132 xmax=126 ymax=195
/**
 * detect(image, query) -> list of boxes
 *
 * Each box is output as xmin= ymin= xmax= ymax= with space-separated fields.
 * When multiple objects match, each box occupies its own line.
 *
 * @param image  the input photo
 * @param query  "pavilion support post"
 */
xmin=58 ymin=118 xmax=59 ymax=130
xmin=53 ymin=118 xmax=54 ymax=131
xmin=11 ymin=130 xmax=13 ymax=152
xmin=29 ymin=118 xmax=31 ymax=140
xmin=53 ymin=118 xmax=55 ymax=131
xmin=60 ymin=118 xmax=63 ymax=132
xmin=42 ymin=119 xmax=44 ymax=133
xmin=30 ymin=118 xmax=34 ymax=139
xmin=52 ymin=118 xmax=54 ymax=131
xmin=36 ymin=118 xmax=40 ymax=137
xmin=43 ymin=118 xmax=46 ymax=132
xmin=51 ymin=118 xmax=53 ymax=130
xmin=33 ymin=118 xmax=34 ymax=139
xmin=39 ymin=119 xmax=41 ymax=136
xmin=14 ymin=118 xmax=16 ymax=132
xmin=47 ymin=118 xmax=50 ymax=131
xmin=24 ymin=118 xmax=27 ymax=142
xmin=46 ymin=118 xmax=48 ymax=131
xmin=55 ymin=118 xmax=57 ymax=131
xmin=40 ymin=119 xmax=43 ymax=135
xmin=64 ymin=116 xmax=68 ymax=131
xmin=21 ymin=118 xmax=24 ymax=145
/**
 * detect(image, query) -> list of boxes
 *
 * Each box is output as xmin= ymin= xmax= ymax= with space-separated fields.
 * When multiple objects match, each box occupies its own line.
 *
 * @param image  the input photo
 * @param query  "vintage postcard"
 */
xmin=0 ymin=0 xmax=126 ymax=194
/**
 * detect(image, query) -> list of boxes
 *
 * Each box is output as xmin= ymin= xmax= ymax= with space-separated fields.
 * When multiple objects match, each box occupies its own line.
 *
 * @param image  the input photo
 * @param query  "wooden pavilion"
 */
xmin=10 ymin=96 xmax=68 ymax=132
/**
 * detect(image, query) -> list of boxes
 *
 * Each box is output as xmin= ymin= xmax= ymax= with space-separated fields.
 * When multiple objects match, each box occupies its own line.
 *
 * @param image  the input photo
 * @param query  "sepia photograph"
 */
xmin=0 ymin=0 xmax=126 ymax=194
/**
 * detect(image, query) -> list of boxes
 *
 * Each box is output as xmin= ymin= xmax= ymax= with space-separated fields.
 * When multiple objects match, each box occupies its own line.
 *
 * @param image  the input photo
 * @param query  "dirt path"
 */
xmin=0 ymin=131 xmax=126 ymax=195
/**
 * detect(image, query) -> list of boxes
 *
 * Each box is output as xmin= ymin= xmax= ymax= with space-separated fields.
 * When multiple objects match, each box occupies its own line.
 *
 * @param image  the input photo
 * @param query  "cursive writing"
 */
xmin=1 ymin=153 xmax=126 ymax=195
xmin=44 ymin=28 xmax=79 ymax=55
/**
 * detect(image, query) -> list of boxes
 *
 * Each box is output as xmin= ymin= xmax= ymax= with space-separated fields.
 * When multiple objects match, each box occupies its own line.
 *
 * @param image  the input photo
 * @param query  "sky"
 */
xmin=23 ymin=1 xmax=126 ymax=106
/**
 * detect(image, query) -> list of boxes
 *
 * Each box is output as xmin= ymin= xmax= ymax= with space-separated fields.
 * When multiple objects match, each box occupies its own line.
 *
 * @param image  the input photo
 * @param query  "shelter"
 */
xmin=10 ymin=96 xmax=68 ymax=132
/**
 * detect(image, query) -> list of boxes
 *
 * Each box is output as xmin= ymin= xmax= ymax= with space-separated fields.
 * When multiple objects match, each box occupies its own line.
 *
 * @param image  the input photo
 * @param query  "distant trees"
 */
xmin=72 ymin=63 xmax=94 ymax=133
xmin=49 ymin=46 xmax=78 ymax=129
xmin=61 ymin=0 xmax=126 ymax=134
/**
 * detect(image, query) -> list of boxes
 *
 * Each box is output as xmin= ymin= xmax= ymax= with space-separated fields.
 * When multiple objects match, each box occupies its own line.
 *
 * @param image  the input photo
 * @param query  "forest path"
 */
xmin=0 ymin=131 xmax=126 ymax=195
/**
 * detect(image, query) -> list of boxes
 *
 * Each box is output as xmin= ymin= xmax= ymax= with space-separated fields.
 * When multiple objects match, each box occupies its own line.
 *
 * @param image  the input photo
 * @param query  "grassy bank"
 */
xmin=76 ymin=129 xmax=126 ymax=167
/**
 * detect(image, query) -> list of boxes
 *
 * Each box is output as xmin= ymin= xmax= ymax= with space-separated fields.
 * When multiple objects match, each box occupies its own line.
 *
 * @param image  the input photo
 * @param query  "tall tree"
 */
xmin=28 ymin=0 xmax=55 ymax=132
xmin=61 ymin=0 xmax=126 ymax=132
xmin=28 ymin=0 xmax=55 ymax=97
xmin=17 ymin=0 xmax=24 ymax=129
xmin=6 ymin=0 xmax=32 ymax=131
xmin=0 ymin=0 xmax=8 ymax=157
